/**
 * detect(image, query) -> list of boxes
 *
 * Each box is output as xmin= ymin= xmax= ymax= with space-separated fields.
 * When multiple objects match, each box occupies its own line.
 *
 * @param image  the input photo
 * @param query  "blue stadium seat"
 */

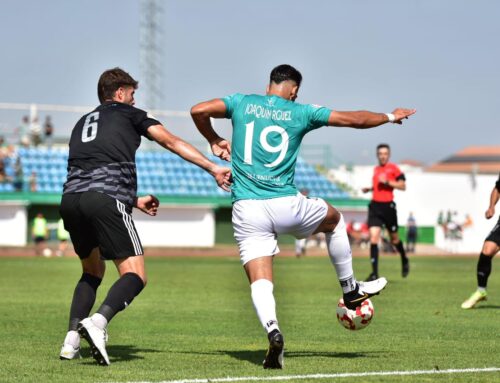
xmin=11 ymin=148 xmax=349 ymax=199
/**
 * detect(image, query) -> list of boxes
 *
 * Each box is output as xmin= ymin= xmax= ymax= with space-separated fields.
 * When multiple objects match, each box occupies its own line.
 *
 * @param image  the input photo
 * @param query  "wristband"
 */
xmin=385 ymin=113 xmax=396 ymax=123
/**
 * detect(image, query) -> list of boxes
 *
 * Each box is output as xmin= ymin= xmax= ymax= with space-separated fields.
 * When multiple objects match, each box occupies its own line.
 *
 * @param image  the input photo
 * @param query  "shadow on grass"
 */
xmin=177 ymin=349 xmax=383 ymax=366
xmin=80 ymin=344 xmax=162 ymax=365
xmin=475 ymin=305 xmax=500 ymax=310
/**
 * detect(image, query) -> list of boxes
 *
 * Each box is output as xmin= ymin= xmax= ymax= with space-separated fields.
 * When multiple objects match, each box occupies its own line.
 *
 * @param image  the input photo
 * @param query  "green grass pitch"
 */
xmin=0 ymin=255 xmax=498 ymax=383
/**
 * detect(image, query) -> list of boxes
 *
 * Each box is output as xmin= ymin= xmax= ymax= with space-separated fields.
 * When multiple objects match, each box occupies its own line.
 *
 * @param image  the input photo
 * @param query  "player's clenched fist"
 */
xmin=210 ymin=165 xmax=232 ymax=192
xmin=485 ymin=207 xmax=495 ymax=219
xmin=136 ymin=194 xmax=160 ymax=216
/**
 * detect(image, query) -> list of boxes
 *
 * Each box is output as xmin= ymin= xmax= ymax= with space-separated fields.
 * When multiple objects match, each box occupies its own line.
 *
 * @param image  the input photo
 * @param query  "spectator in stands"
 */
xmin=30 ymin=171 xmax=37 ymax=192
xmin=13 ymin=157 xmax=24 ymax=192
xmin=32 ymin=213 xmax=49 ymax=256
xmin=406 ymin=212 xmax=417 ymax=253
xmin=44 ymin=116 xmax=54 ymax=148
xmin=56 ymin=218 xmax=70 ymax=257
xmin=30 ymin=117 xmax=42 ymax=147
xmin=0 ymin=136 xmax=11 ymax=158
xmin=18 ymin=116 xmax=31 ymax=147
xmin=347 ymin=220 xmax=370 ymax=248
xmin=0 ymin=158 xmax=8 ymax=183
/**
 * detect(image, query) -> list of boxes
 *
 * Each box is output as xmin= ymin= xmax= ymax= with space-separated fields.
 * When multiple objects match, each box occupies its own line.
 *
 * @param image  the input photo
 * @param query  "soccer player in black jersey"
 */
xmin=461 ymin=172 xmax=500 ymax=309
xmin=59 ymin=68 xmax=232 ymax=365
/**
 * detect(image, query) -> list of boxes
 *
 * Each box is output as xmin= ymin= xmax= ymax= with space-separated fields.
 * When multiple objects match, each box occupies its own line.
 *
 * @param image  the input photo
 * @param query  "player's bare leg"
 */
xmin=368 ymin=227 xmax=382 ymax=280
xmin=244 ymin=256 xmax=283 ymax=369
xmin=390 ymin=231 xmax=409 ymax=278
xmin=462 ymin=241 xmax=499 ymax=309
xmin=60 ymin=247 xmax=104 ymax=360
xmin=315 ymin=203 xmax=387 ymax=310
xmin=78 ymin=255 xmax=146 ymax=366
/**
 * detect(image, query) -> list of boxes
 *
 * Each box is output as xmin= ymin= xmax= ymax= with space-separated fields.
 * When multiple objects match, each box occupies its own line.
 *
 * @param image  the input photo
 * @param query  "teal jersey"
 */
xmin=222 ymin=93 xmax=331 ymax=202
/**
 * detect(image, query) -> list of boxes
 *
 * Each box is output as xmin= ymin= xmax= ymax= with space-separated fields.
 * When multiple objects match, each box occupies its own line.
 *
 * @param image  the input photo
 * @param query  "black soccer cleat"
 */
xmin=402 ymin=258 xmax=410 ymax=278
xmin=263 ymin=330 xmax=284 ymax=369
xmin=343 ymin=278 xmax=388 ymax=310
xmin=366 ymin=272 xmax=379 ymax=282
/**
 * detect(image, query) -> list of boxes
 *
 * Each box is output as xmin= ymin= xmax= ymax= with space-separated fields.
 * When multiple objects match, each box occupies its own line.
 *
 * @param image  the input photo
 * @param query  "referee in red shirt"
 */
xmin=362 ymin=144 xmax=409 ymax=280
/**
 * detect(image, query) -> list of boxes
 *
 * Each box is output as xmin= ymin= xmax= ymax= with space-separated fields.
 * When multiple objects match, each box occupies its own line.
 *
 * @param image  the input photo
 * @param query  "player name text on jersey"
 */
xmin=245 ymin=104 xmax=292 ymax=121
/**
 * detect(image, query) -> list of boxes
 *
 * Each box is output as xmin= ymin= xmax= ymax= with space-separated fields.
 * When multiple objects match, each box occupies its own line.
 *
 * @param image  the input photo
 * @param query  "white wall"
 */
xmin=0 ymin=202 xmax=28 ymax=246
xmin=133 ymin=205 xmax=215 ymax=247
xmin=330 ymin=166 xmax=498 ymax=253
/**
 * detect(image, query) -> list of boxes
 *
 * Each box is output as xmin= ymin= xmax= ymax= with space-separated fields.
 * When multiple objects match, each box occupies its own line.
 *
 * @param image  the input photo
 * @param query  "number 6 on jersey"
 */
xmin=82 ymin=112 xmax=100 ymax=143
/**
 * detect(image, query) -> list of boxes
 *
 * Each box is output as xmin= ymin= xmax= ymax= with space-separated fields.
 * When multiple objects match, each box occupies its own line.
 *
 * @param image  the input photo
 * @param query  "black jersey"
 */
xmin=63 ymin=102 xmax=160 ymax=210
xmin=496 ymin=172 xmax=500 ymax=192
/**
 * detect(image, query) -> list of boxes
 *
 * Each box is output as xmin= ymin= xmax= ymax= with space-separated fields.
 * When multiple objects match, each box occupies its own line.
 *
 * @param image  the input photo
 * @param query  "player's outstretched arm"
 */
xmin=485 ymin=186 xmax=499 ymax=219
xmin=328 ymin=108 xmax=416 ymax=128
xmin=191 ymin=99 xmax=231 ymax=161
xmin=147 ymin=124 xmax=232 ymax=192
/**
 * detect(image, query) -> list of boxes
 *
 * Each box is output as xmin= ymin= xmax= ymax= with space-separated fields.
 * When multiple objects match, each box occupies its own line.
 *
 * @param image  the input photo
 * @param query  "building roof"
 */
xmin=426 ymin=146 xmax=500 ymax=174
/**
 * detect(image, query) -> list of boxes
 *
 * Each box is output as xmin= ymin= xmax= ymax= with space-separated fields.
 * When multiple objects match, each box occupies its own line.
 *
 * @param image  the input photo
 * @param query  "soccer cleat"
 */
xmin=402 ymin=258 xmax=410 ymax=278
xmin=461 ymin=290 xmax=487 ymax=309
xmin=366 ymin=272 xmax=379 ymax=282
xmin=263 ymin=330 xmax=284 ymax=369
xmin=59 ymin=344 xmax=81 ymax=360
xmin=343 ymin=278 xmax=388 ymax=310
xmin=78 ymin=318 xmax=110 ymax=366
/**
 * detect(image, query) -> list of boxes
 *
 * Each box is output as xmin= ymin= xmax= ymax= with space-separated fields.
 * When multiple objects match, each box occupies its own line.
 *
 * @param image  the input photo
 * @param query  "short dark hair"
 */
xmin=97 ymin=67 xmax=138 ymax=104
xmin=377 ymin=143 xmax=390 ymax=151
xmin=270 ymin=64 xmax=302 ymax=87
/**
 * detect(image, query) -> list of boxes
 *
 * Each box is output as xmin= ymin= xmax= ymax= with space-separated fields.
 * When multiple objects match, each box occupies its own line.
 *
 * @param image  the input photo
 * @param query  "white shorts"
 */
xmin=232 ymin=193 xmax=328 ymax=265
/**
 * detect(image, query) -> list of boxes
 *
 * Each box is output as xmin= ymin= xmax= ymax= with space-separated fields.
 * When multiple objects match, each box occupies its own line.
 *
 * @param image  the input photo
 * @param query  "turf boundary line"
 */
xmin=117 ymin=367 xmax=500 ymax=383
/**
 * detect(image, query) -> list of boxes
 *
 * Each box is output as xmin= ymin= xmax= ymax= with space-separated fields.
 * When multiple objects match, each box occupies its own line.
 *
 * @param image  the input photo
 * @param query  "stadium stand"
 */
xmin=2 ymin=147 xmax=349 ymax=199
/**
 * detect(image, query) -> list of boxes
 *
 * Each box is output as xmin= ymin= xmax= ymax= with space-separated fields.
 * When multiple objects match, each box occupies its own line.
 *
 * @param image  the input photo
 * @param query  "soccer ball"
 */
xmin=336 ymin=298 xmax=374 ymax=331
xmin=42 ymin=248 xmax=53 ymax=257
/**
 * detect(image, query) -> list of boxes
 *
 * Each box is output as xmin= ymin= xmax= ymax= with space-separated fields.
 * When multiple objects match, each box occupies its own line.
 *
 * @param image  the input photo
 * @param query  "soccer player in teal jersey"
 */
xmin=191 ymin=64 xmax=416 ymax=369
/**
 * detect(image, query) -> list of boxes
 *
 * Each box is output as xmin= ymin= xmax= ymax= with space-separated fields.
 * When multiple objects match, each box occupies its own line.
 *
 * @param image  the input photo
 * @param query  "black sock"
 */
xmin=370 ymin=244 xmax=379 ymax=275
xmin=97 ymin=272 xmax=145 ymax=323
xmin=394 ymin=241 xmax=408 ymax=261
xmin=68 ymin=273 xmax=102 ymax=331
xmin=477 ymin=253 xmax=493 ymax=288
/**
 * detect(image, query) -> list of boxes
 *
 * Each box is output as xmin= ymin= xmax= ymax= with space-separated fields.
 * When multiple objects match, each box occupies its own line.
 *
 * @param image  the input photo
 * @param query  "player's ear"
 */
xmin=290 ymin=85 xmax=299 ymax=101
xmin=266 ymin=84 xmax=270 ymax=94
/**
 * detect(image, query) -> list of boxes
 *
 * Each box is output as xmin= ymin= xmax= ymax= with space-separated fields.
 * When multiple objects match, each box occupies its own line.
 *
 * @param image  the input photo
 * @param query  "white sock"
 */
xmin=90 ymin=313 xmax=108 ymax=330
xmin=64 ymin=330 xmax=80 ymax=348
xmin=250 ymin=279 xmax=279 ymax=334
xmin=325 ymin=214 xmax=357 ymax=293
xmin=477 ymin=287 xmax=486 ymax=293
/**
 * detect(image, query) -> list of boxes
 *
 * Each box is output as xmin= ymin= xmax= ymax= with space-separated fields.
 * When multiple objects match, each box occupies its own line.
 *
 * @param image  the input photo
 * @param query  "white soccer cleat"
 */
xmin=358 ymin=278 xmax=388 ymax=295
xmin=59 ymin=343 xmax=81 ymax=360
xmin=343 ymin=277 xmax=388 ymax=310
xmin=78 ymin=318 xmax=110 ymax=366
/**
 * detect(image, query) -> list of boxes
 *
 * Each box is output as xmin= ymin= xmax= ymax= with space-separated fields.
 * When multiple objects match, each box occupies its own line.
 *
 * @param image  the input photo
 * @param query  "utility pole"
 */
xmin=139 ymin=0 xmax=163 ymax=110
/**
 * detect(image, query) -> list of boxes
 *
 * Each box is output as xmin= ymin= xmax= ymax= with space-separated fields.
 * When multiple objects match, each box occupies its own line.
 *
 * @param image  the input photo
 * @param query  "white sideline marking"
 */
xmin=117 ymin=367 xmax=500 ymax=383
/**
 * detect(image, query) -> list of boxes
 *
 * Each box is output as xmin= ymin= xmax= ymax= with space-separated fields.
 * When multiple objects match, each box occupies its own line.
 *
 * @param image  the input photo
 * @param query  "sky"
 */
xmin=0 ymin=0 xmax=499 ymax=165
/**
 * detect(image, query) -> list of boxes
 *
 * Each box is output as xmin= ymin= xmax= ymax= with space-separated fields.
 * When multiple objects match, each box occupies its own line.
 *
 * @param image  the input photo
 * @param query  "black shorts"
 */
xmin=368 ymin=201 xmax=399 ymax=233
xmin=485 ymin=218 xmax=500 ymax=246
xmin=34 ymin=236 xmax=46 ymax=244
xmin=60 ymin=191 xmax=143 ymax=260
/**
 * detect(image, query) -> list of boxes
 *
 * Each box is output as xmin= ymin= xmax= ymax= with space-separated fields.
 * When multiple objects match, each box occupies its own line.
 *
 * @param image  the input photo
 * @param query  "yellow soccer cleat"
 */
xmin=461 ymin=290 xmax=487 ymax=309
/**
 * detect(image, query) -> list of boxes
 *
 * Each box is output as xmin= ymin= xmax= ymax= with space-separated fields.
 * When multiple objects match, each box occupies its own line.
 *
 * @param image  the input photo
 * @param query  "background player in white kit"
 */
xmin=191 ymin=64 xmax=416 ymax=369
